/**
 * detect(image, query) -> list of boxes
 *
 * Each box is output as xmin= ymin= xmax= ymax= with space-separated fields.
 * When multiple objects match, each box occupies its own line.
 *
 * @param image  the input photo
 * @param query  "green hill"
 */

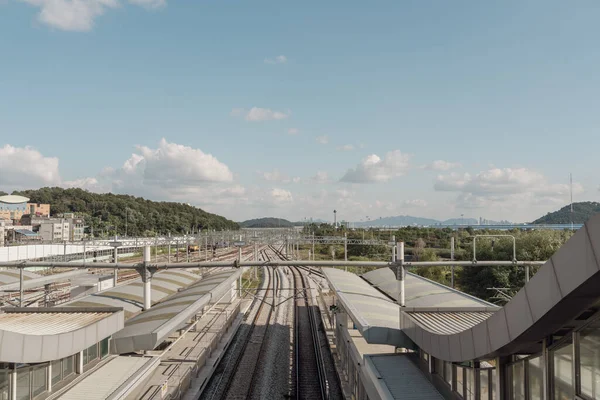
xmin=240 ymin=217 xmax=294 ymax=228
xmin=11 ymin=187 xmax=238 ymax=237
xmin=533 ymin=201 xmax=600 ymax=224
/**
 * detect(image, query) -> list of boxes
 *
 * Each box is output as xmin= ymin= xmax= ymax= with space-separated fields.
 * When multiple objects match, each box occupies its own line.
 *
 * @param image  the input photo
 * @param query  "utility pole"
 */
xmin=570 ymin=173 xmax=574 ymax=231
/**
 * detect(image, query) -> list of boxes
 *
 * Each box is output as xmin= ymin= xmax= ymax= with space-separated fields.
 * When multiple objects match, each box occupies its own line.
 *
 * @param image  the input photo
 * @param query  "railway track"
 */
xmin=211 ymin=253 xmax=278 ymax=400
xmin=202 ymin=244 xmax=335 ymax=400
xmin=290 ymin=264 xmax=328 ymax=400
xmin=267 ymin=245 xmax=329 ymax=399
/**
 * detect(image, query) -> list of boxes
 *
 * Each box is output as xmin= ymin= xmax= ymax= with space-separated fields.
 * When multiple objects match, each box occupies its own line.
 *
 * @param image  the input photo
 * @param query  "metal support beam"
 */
xmin=113 ymin=245 xmax=118 ymax=287
xmin=19 ymin=268 xmax=23 ymax=308
xmin=397 ymin=241 xmax=405 ymax=307
xmin=136 ymin=246 xmax=157 ymax=311
xmin=451 ymin=237 xmax=455 ymax=288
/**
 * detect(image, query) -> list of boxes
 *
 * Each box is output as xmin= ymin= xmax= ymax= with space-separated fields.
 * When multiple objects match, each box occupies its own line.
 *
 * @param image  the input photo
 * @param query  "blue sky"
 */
xmin=1 ymin=1 xmax=599 ymax=222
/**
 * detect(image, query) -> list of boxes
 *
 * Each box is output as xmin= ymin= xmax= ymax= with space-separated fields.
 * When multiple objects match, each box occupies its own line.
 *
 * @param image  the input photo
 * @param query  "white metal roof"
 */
xmin=362 ymin=268 xmax=494 ymax=308
xmin=322 ymin=267 xmax=403 ymax=345
xmin=59 ymin=356 xmax=158 ymax=400
xmin=66 ymin=269 xmax=201 ymax=318
xmin=111 ymin=268 xmax=242 ymax=353
xmin=0 ymin=307 xmax=124 ymax=363
xmin=0 ymin=195 xmax=29 ymax=204
xmin=0 ymin=311 xmax=112 ymax=335
xmin=364 ymin=354 xmax=443 ymax=400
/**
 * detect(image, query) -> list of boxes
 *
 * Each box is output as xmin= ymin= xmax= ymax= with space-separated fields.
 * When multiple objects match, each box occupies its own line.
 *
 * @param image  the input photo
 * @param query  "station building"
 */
xmin=322 ymin=214 xmax=600 ymax=400
xmin=0 ymin=196 xmax=50 ymax=222
xmin=0 ymin=265 xmax=243 ymax=399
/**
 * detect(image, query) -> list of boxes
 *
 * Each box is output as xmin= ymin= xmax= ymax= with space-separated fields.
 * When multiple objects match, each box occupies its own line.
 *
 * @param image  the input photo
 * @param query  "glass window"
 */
xmin=491 ymin=368 xmax=497 ymax=400
xmin=480 ymin=369 xmax=490 ymax=400
xmin=553 ymin=343 xmax=573 ymax=400
xmin=456 ymin=366 xmax=464 ymax=396
xmin=466 ymin=368 xmax=475 ymax=400
xmin=100 ymin=337 xmax=110 ymax=358
xmin=16 ymin=369 xmax=30 ymax=400
xmin=0 ymin=369 xmax=9 ymax=400
xmin=422 ymin=350 xmax=429 ymax=362
xmin=512 ymin=361 xmax=525 ymax=400
xmin=580 ymin=324 xmax=600 ymax=399
xmin=444 ymin=362 xmax=452 ymax=387
xmin=63 ymin=356 xmax=74 ymax=378
xmin=527 ymin=356 xmax=543 ymax=400
xmin=51 ymin=360 xmax=62 ymax=386
xmin=84 ymin=343 xmax=98 ymax=365
xmin=435 ymin=358 xmax=444 ymax=376
xmin=32 ymin=365 xmax=46 ymax=396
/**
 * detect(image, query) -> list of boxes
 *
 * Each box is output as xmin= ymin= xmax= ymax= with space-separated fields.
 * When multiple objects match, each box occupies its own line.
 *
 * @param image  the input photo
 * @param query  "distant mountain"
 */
xmin=353 ymin=215 xmax=512 ymax=227
xmin=533 ymin=202 xmax=600 ymax=224
xmin=240 ymin=217 xmax=295 ymax=228
xmin=353 ymin=215 xmax=440 ymax=227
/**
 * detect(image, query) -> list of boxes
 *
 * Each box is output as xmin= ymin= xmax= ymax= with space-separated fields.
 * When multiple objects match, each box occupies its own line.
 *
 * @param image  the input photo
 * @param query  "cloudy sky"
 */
xmin=1 ymin=1 xmax=599 ymax=223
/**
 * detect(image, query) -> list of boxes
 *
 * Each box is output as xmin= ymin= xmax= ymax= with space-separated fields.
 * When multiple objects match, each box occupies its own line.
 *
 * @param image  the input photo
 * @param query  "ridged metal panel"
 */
xmin=406 ymin=311 xmax=495 ymax=334
xmin=0 ymin=312 xmax=112 ymax=334
xmin=363 ymin=268 xmax=494 ymax=307
xmin=368 ymin=354 xmax=443 ymax=399
xmin=65 ymin=269 xmax=201 ymax=316
xmin=60 ymin=356 xmax=155 ymax=400
xmin=110 ymin=269 xmax=240 ymax=353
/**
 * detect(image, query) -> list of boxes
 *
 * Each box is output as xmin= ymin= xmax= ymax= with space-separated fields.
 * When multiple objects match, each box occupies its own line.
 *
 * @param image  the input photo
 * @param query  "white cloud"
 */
xmin=336 ymin=144 xmax=354 ymax=151
xmin=435 ymin=168 xmax=543 ymax=195
xmin=62 ymin=177 xmax=103 ymax=191
xmin=128 ymin=0 xmax=165 ymax=8
xmin=422 ymin=160 xmax=461 ymax=171
xmin=340 ymin=150 xmax=411 ymax=183
xmin=287 ymin=128 xmax=299 ymax=135
xmin=19 ymin=0 xmax=162 ymax=31
xmin=231 ymin=107 xmax=290 ymax=122
xmin=270 ymin=188 xmax=293 ymax=204
xmin=403 ymin=199 xmax=428 ymax=207
xmin=311 ymin=171 xmax=330 ymax=184
xmin=434 ymin=167 xmax=585 ymax=212
xmin=316 ymin=135 xmax=329 ymax=145
xmin=264 ymin=55 xmax=287 ymax=64
xmin=0 ymin=144 xmax=61 ymax=189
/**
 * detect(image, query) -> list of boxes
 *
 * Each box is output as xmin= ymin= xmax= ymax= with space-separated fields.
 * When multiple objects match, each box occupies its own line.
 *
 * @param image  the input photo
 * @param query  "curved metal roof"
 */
xmin=0 ymin=194 xmax=29 ymax=204
xmin=66 ymin=269 xmax=200 ymax=318
xmin=325 ymin=214 xmax=600 ymax=363
xmin=0 ymin=307 xmax=123 ymax=363
xmin=110 ymin=268 xmax=242 ymax=353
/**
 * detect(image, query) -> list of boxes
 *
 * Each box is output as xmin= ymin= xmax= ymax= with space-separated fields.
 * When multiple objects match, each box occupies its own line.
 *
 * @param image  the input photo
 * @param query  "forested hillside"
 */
xmin=12 ymin=187 xmax=238 ymax=237
xmin=533 ymin=202 xmax=600 ymax=224
xmin=240 ymin=217 xmax=294 ymax=228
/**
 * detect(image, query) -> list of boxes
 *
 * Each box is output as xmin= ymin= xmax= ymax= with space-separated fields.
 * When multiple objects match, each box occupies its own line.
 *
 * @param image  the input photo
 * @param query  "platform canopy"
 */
xmin=0 ymin=307 xmax=123 ymax=363
xmin=325 ymin=214 xmax=600 ymax=362
xmin=110 ymin=268 xmax=242 ymax=354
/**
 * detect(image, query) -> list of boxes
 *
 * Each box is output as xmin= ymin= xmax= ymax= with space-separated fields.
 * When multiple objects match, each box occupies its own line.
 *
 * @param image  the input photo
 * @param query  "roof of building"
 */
xmin=14 ymin=229 xmax=38 ymax=237
xmin=364 ymin=354 xmax=444 ymax=400
xmin=325 ymin=214 xmax=600 ymax=362
xmin=110 ymin=268 xmax=242 ymax=353
xmin=322 ymin=267 xmax=403 ymax=345
xmin=59 ymin=355 xmax=159 ymax=400
xmin=362 ymin=268 xmax=496 ymax=308
xmin=66 ymin=269 xmax=201 ymax=318
xmin=0 ymin=307 xmax=124 ymax=363
xmin=0 ymin=195 xmax=29 ymax=204
xmin=0 ymin=269 xmax=40 ymax=285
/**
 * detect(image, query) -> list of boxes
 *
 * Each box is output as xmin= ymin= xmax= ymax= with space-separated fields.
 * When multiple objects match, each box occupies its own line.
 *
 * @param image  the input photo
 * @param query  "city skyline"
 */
xmin=2 ymin=1 xmax=599 ymax=222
